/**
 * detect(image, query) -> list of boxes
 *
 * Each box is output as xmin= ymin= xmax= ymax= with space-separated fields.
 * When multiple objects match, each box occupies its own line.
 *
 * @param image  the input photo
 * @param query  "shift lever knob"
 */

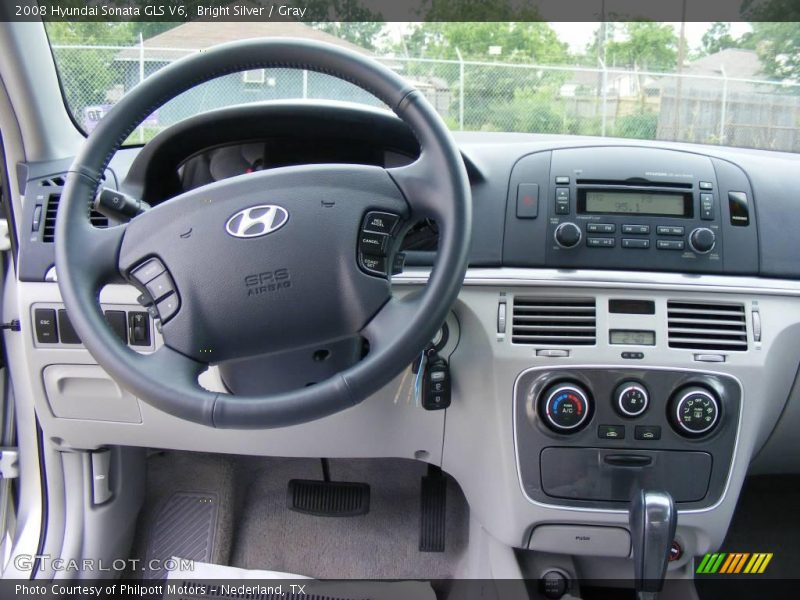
xmin=629 ymin=490 xmax=677 ymax=599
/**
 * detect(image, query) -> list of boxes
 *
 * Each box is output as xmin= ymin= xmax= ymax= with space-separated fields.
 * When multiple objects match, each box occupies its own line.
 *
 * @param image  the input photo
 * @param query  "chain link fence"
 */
xmin=52 ymin=43 xmax=800 ymax=152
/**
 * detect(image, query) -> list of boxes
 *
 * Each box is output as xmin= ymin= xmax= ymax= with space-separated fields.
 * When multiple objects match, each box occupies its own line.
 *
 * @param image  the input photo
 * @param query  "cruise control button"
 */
xmin=156 ymin=294 xmax=180 ymax=323
xmin=145 ymin=272 xmax=175 ymax=302
xmin=358 ymin=232 xmax=388 ymax=256
xmin=360 ymin=254 xmax=386 ymax=275
xmin=131 ymin=258 xmax=166 ymax=284
xmin=363 ymin=212 xmax=399 ymax=234
xmin=622 ymin=238 xmax=650 ymax=249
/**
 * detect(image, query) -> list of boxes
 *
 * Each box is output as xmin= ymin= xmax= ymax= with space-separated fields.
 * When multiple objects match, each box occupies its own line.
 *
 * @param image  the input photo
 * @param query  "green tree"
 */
xmin=401 ymin=22 xmax=568 ymax=63
xmin=700 ymin=22 xmax=741 ymax=56
xmin=749 ymin=22 xmax=800 ymax=82
xmin=605 ymin=22 xmax=678 ymax=71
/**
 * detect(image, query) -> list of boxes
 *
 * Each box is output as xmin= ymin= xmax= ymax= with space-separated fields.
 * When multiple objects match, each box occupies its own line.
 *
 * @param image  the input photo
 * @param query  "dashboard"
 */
xmin=8 ymin=101 xmax=800 ymax=572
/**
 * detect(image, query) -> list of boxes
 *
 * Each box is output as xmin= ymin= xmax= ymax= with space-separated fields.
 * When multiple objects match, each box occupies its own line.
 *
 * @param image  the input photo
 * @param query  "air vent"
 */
xmin=42 ymin=193 xmax=59 ymax=242
xmin=667 ymin=301 xmax=748 ymax=351
xmin=512 ymin=297 xmax=596 ymax=345
xmin=41 ymin=193 xmax=108 ymax=243
xmin=39 ymin=176 xmax=65 ymax=187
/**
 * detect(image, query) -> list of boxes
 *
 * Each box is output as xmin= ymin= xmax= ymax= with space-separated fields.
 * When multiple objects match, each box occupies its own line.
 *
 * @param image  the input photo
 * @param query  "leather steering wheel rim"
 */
xmin=56 ymin=39 xmax=471 ymax=429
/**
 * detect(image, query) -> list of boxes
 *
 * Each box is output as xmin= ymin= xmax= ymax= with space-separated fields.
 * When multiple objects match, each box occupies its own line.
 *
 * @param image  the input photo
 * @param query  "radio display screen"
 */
xmin=580 ymin=190 xmax=692 ymax=217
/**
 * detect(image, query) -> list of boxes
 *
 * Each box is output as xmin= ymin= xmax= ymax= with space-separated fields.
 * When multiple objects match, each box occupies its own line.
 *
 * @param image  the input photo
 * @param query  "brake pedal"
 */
xmin=288 ymin=459 xmax=370 ymax=517
xmin=419 ymin=465 xmax=447 ymax=552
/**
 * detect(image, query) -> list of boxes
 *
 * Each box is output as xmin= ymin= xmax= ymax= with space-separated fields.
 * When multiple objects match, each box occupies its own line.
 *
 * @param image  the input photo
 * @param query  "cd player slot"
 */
xmin=576 ymin=179 xmax=694 ymax=189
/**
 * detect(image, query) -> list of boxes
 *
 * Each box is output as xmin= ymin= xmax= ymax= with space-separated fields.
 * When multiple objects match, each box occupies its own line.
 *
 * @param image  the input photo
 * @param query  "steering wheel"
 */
xmin=55 ymin=39 xmax=471 ymax=429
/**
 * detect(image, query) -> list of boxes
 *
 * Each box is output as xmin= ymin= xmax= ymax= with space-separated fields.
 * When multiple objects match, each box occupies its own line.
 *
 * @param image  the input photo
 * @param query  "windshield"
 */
xmin=46 ymin=21 xmax=800 ymax=152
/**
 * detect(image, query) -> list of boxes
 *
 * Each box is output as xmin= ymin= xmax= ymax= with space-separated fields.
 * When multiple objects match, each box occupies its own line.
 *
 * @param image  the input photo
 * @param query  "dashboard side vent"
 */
xmin=39 ymin=176 xmax=65 ymax=187
xmin=512 ymin=297 xmax=596 ymax=345
xmin=41 ymin=193 xmax=109 ymax=243
xmin=42 ymin=194 xmax=60 ymax=243
xmin=667 ymin=301 xmax=748 ymax=351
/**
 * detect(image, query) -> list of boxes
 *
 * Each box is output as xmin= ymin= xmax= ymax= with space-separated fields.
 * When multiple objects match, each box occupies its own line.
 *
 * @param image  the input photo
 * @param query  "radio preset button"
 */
xmin=657 ymin=225 xmax=684 ymax=236
xmin=622 ymin=224 xmax=650 ymax=235
xmin=587 ymin=223 xmax=615 ymax=233
xmin=587 ymin=237 xmax=615 ymax=248
xmin=657 ymin=240 xmax=685 ymax=251
xmin=622 ymin=238 xmax=650 ymax=249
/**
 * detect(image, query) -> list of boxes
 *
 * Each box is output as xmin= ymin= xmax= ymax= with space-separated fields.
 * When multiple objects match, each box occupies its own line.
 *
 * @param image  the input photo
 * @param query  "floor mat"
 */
xmin=130 ymin=452 xmax=237 ymax=578
xmin=229 ymin=457 xmax=469 ymax=579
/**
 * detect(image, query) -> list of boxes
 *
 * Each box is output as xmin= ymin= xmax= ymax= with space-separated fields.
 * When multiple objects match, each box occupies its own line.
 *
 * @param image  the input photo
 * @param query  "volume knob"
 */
xmin=554 ymin=222 xmax=582 ymax=249
xmin=689 ymin=228 xmax=716 ymax=254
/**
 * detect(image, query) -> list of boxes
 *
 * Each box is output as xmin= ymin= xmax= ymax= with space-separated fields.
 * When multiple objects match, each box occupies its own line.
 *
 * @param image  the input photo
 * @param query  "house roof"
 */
xmin=682 ymin=48 xmax=764 ymax=80
xmin=653 ymin=49 xmax=773 ymax=94
xmin=116 ymin=17 xmax=369 ymax=62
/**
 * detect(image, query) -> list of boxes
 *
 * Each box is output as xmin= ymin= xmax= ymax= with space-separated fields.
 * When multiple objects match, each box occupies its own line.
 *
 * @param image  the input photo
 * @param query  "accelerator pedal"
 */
xmin=419 ymin=465 xmax=447 ymax=552
xmin=288 ymin=459 xmax=370 ymax=517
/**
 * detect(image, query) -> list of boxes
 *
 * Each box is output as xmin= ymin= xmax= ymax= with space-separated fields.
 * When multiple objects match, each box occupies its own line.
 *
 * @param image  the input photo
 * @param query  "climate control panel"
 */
xmin=514 ymin=367 xmax=740 ymax=509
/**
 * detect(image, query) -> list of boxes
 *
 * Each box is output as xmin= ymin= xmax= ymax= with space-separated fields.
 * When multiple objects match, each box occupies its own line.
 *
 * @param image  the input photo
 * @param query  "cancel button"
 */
xmin=528 ymin=524 xmax=631 ymax=557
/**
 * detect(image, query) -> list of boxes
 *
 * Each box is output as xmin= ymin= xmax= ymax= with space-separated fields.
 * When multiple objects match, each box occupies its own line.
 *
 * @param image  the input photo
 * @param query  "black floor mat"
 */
xmin=144 ymin=491 xmax=218 ymax=579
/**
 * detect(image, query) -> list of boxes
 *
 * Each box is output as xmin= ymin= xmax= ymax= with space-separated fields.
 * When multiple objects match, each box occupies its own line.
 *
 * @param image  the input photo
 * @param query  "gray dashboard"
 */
xmin=6 ymin=104 xmax=800 ymax=571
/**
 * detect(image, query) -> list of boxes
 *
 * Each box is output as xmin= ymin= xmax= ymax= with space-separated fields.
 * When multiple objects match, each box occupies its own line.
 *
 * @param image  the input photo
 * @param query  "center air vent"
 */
xmin=667 ymin=301 xmax=748 ymax=351
xmin=41 ymin=193 xmax=109 ymax=243
xmin=512 ymin=297 xmax=596 ymax=345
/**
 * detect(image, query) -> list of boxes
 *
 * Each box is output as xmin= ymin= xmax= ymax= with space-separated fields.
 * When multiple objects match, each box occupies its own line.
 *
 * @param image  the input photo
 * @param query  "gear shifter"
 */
xmin=629 ymin=490 xmax=677 ymax=600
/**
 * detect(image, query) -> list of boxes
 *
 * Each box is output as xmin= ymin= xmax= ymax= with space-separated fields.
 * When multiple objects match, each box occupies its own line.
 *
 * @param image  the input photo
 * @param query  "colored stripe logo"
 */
xmin=697 ymin=552 xmax=773 ymax=574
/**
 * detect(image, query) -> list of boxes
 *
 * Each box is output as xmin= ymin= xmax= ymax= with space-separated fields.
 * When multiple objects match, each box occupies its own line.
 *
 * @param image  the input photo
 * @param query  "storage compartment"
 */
xmin=540 ymin=447 xmax=712 ymax=502
xmin=42 ymin=364 xmax=142 ymax=423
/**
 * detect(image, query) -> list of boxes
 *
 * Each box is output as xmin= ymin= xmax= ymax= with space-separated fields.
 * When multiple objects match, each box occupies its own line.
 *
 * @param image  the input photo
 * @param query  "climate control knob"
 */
xmin=541 ymin=383 xmax=591 ymax=432
xmin=688 ymin=228 xmax=716 ymax=254
xmin=614 ymin=381 xmax=649 ymax=418
xmin=554 ymin=222 xmax=582 ymax=249
xmin=669 ymin=386 xmax=720 ymax=436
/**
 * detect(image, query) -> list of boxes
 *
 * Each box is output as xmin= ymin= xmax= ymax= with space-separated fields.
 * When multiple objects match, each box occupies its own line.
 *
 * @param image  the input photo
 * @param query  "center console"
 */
xmin=514 ymin=366 xmax=740 ymax=510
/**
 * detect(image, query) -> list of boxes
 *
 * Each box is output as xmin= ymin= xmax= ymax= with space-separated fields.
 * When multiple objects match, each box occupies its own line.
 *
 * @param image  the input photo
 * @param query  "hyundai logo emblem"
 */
xmin=225 ymin=205 xmax=289 ymax=238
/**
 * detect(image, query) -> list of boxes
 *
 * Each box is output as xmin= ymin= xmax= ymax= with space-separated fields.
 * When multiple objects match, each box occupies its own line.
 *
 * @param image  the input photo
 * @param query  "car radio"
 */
xmin=503 ymin=146 xmax=760 ymax=275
